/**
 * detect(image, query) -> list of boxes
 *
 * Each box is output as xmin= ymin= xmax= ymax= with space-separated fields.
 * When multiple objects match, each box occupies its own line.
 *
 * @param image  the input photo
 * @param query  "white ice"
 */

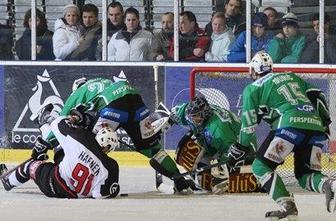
xmin=0 ymin=167 xmax=335 ymax=221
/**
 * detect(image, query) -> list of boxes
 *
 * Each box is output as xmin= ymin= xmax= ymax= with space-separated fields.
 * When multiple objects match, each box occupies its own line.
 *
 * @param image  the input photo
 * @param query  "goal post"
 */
xmin=189 ymin=65 xmax=336 ymax=185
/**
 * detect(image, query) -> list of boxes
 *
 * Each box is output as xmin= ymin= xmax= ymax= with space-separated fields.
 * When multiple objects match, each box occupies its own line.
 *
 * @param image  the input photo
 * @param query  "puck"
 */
xmin=120 ymin=193 xmax=129 ymax=197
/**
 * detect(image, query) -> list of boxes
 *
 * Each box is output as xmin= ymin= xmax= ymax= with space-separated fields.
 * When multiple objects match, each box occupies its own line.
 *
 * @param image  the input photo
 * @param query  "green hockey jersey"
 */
xmin=61 ymin=78 xmax=138 ymax=116
xmin=172 ymin=103 xmax=241 ymax=161
xmin=239 ymin=72 xmax=329 ymax=151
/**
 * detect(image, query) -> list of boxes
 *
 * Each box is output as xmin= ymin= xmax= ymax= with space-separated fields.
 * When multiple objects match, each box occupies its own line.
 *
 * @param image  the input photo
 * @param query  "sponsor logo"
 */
xmin=228 ymin=173 xmax=261 ymax=193
xmin=280 ymin=129 xmax=297 ymax=140
xmin=275 ymin=142 xmax=285 ymax=155
xmin=289 ymin=116 xmax=322 ymax=126
xmin=110 ymin=183 xmax=120 ymax=195
xmin=12 ymin=69 xmax=64 ymax=145
xmin=177 ymin=139 xmax=202 ymax=171
xmin=296 ymin=104 xmax=314 ymax=112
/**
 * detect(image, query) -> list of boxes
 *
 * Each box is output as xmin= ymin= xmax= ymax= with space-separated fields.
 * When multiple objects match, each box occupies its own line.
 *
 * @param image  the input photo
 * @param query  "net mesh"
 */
xmin=190 ymin=67 xmax=336 ymax=185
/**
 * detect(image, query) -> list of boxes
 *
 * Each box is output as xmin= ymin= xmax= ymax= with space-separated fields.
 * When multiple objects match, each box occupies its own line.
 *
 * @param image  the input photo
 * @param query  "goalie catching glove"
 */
xmin=31 ymin=137 xmax=52 ymax=161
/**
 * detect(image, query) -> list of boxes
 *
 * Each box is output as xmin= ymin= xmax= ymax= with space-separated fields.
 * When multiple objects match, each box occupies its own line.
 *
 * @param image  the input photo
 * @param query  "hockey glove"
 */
xmin=31 ymin=137 xmax=52 ymax=161
xmin=226 ymin=143 xmax=248 ymax=173
xmin=69 ymin=106 xmax=95 ymax=129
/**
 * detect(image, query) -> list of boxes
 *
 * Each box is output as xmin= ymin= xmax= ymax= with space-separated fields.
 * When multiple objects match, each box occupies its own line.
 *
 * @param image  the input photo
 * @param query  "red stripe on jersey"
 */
xmin=54 ymin=166 xmax=77 ymax=198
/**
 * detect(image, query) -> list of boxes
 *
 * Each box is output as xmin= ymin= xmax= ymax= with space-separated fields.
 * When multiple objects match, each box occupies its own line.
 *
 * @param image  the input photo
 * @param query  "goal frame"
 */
xmin=190 ymin=66 xmax=336 ymax=98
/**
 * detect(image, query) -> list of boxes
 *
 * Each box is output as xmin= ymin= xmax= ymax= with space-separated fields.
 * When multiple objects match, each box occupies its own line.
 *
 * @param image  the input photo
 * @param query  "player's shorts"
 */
xmin=104 ymin=94 xmax=160 ymax=150
xmin=257 ymin=128 xmax=327 ymax=179
xmin=34 ymin=162 xmax=77 ymax=198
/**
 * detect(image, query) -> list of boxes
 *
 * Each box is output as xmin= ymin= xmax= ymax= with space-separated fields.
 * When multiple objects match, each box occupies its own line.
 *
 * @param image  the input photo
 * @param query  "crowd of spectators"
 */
xmin=0 ymin=0 xmax=335 ymax=63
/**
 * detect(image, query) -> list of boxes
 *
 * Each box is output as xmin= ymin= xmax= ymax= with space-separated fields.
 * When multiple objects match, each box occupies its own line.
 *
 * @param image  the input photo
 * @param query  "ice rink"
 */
xmin=0 ymin=166 xmax=335 ymax=221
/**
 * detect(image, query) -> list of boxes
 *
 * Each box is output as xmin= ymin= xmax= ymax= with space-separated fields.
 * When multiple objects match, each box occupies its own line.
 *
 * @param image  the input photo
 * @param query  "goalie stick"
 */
xmin=172 ymin=160 xmax=251 ymax=180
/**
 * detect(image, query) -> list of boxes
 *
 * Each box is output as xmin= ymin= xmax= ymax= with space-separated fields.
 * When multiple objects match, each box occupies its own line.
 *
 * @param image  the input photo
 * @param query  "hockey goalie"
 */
xmin=168 ymin=96 xmax=262 ymax=194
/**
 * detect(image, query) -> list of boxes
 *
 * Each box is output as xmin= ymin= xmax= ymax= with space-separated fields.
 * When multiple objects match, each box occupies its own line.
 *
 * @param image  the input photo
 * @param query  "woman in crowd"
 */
xmin=52 ymin=4 xmax=83 ymax=61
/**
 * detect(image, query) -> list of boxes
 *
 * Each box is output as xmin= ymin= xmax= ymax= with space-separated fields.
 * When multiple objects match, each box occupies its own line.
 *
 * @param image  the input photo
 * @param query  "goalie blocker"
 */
xmin=175 ymin=133 xmax=262 ymax=193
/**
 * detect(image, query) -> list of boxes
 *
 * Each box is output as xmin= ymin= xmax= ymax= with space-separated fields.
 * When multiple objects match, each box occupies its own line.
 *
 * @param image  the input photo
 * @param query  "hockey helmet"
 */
xmin=186 ymin=96 xmax=212 ymax=126
xmin=249 ymin=51 xmax=273 ymax=80
xmin=95 ymin=127 xmax=119 ymax=153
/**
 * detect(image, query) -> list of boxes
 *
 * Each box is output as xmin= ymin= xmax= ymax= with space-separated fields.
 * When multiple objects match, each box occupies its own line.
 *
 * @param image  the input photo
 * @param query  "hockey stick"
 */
xmin=172 ymin=160 xmax=252 ymax=180
xmin=0 ymin=157 xmax=33 ymax=180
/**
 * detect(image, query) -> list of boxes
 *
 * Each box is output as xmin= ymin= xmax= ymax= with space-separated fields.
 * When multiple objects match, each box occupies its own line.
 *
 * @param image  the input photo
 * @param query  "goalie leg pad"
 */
xmin=175 ymin=132 xmax=204 ymax=171
xmin=197 ymin=171 xmax=212 ymax=191
xmin=228 ymin=172 xmax=262 ymax=193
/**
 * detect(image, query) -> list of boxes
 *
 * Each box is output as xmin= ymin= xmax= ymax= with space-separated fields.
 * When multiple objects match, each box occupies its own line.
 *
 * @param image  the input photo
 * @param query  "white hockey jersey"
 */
xmin=50 ymin=117 xmax=119 ymax=198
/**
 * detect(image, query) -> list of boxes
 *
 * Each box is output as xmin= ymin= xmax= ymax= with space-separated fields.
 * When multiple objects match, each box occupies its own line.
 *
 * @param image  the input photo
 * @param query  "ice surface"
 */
xmin=0 ymin=167 xmax=335 ymax=221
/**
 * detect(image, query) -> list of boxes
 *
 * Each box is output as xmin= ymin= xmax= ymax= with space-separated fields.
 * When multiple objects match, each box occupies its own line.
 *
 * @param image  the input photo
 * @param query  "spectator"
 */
xmin=15 ymin=9 xmax=54 ymax=60
xmin=268 ymin=12 xmax=306 ymax=63
xmin=300 ymin=13 xmax=336 ymax=64
xmin=205 ymin=0 xmax=245 ymax=36
xmin=53 ymin=4 xmax=83 ymax=61
xmin=227 ymin=12 xmax=272 ymax=63
xmin=153 ymin=12 xmax=174 ymax=61
xmin=96 ymin=1 xmax=125 ymax=61
xmin=263 ymin=7 xmax=282 ymax=35
xmin=0 ymin=23 xmax=14 ymax=60
xmin=168 ymin=11 xmax=210 ymax=61
xmin=107 ymin=7 xmax=156 ymax=61
xmin=67 ymin=4 xmax=101 ymax=60
xmin=205 ymin=12 xmax=235 ymax=62
xmin=106 ymin=1 xmax=126 ymax=39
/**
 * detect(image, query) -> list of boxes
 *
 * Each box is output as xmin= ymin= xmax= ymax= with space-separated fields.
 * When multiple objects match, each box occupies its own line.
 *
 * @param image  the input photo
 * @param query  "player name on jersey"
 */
xmin=78 ymin=151 xmax=101 ymax=176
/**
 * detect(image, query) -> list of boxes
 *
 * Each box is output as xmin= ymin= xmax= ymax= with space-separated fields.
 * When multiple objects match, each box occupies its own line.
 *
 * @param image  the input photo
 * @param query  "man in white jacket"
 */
xmin=107 ymin=7 xmax=157 ymax=61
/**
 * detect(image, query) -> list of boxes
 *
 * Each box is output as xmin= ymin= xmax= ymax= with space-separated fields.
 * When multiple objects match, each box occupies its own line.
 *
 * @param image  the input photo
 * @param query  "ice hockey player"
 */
xmin=1 ymin=114 xmax=120 ymax=199
xmin=170 ymin=96 xmax=257 ymax=194
xmin=239 ymin=51 xmax=336 ymax=220
xmin=38 ymin=75 xmax=195 ymax=193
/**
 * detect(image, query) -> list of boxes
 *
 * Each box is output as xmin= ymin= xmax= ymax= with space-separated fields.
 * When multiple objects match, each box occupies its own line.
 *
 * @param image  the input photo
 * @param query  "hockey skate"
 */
xmin=324 ymin=179 xmax=336 ymax=213
xmin=0 ymin=164 xmax=14 ymax=191
xmin=265 ymin=199 xmax=298 ymax=221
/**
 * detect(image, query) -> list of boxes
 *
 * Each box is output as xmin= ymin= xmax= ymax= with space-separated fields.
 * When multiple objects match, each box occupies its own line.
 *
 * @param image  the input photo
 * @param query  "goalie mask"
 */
xmin=95 ymin=127 xmax=119 ymax=153
xmin=249 ymin=51 xmax=273 ymax=80
xmin=186 ymin=96 xmax=212 ymax=126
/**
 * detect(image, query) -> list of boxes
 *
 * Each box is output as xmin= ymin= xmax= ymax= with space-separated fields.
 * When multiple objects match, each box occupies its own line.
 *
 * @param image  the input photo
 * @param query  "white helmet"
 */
xmin=250 ymin=51 xmax=273 ymax=76
xmin=95 ymin=127 xmax=119 ymax=152
xmin=72 ymin=77 xmax=87 ymax=92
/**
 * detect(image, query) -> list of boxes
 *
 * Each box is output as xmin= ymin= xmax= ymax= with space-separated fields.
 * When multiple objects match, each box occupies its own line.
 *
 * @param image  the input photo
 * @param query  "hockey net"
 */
xmin=190 ymin=65 xmax=336 ymax=186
